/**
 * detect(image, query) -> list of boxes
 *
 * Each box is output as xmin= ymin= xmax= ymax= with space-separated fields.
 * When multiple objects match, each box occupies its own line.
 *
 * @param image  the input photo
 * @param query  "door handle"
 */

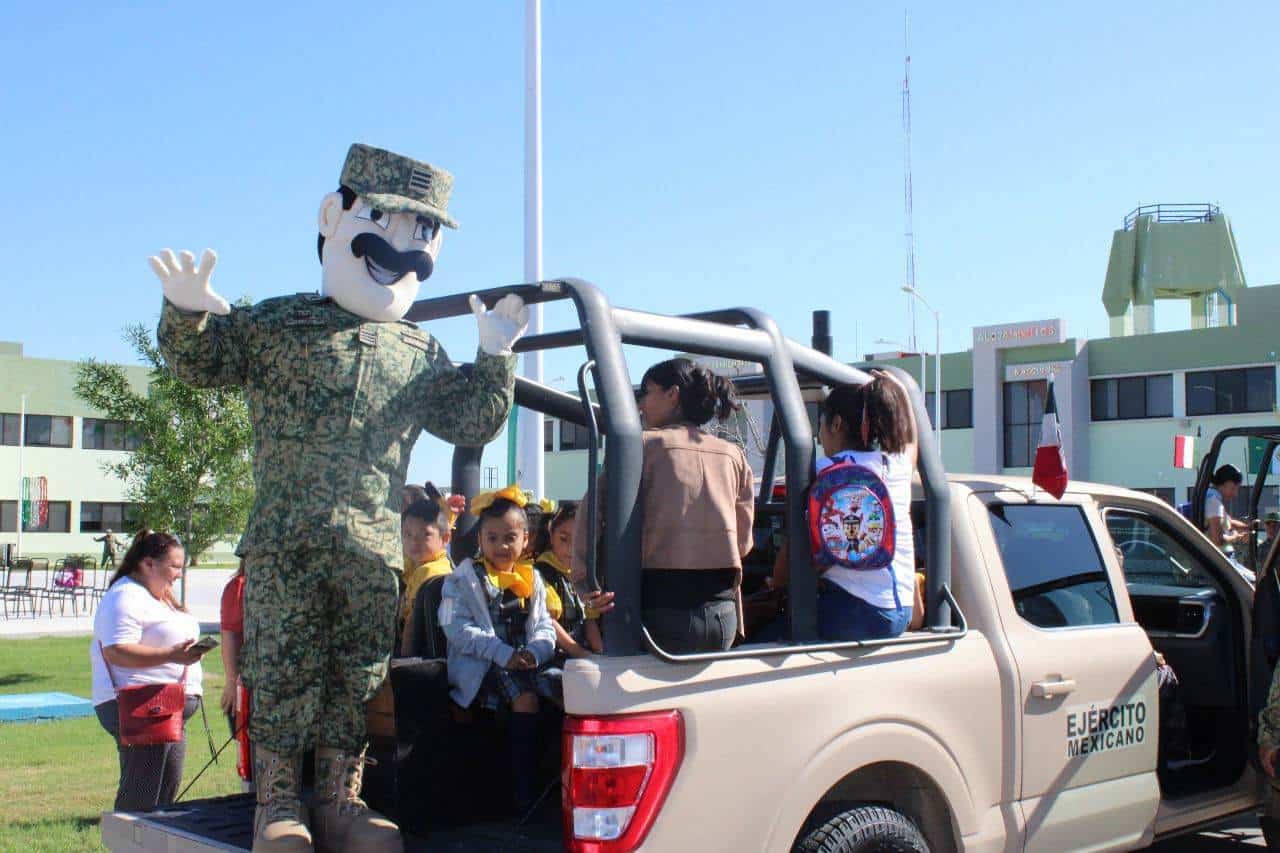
xmin=1031 ymin=678 xmax=1077 ymax=699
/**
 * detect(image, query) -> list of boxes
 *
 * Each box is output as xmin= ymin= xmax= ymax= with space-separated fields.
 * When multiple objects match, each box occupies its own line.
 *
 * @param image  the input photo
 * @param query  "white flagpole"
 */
xmin=16 ymin=394 xmax=25 ymax=558
xmin=518 ymin=0 xmax=545 ymax=496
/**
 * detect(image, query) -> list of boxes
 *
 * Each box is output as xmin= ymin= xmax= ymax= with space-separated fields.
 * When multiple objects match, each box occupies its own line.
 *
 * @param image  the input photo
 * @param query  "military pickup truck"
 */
xmin=103 ymin=280 xmax=1276 ymax=852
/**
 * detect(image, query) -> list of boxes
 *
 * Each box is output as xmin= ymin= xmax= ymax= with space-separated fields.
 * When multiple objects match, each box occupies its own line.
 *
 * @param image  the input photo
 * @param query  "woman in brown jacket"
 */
xmin=575 ymin=358 xmax=755 ymax=653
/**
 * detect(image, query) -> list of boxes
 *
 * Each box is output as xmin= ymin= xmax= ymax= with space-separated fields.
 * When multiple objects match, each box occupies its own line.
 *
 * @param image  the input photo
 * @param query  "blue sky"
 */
xmin=3 ymin=1 xmax=1278 ymax=486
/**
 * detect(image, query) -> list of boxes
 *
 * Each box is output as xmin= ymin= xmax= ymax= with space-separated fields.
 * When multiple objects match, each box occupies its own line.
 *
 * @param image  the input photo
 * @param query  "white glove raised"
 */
xmin=470 ymin=293 xmax=530 ymax=356
xmin=148 ymin=248 xmax=230 ymax=316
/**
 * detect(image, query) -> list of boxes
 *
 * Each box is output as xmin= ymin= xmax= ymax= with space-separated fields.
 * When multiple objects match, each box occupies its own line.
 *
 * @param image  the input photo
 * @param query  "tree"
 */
xmin=75 ymin=323 xmax=254 ymax=567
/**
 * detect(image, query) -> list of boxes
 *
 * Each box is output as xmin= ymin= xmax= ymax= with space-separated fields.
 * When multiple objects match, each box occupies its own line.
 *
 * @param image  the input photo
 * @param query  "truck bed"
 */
xmin=100 ymin=794 xmax=563 ymax=852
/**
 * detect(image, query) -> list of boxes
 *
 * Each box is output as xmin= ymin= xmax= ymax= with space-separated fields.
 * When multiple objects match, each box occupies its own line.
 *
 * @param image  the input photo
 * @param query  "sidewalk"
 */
xmin=0 ymin=569 xmax=235 ymax=638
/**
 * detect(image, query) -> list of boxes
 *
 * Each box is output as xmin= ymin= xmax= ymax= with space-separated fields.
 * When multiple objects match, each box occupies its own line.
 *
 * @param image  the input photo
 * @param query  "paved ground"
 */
xmin=0 ymin=568 xmax=235 ymax=637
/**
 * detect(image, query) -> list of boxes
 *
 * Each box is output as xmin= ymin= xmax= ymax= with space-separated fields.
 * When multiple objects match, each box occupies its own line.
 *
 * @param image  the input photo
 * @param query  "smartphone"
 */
xmin=189 ymin=635 xmax=220 ymax=655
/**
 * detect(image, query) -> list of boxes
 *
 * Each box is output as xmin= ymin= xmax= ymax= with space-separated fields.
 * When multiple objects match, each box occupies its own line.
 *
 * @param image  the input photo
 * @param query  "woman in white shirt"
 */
xmin=91 ymin=529 xmax=209 ymax=812
xmin=810 ymin=371 xmax=918 ymax=640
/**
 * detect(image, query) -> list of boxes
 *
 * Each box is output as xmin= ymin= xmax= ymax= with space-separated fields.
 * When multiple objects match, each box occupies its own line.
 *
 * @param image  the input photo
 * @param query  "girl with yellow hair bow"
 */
xmin=438 ymin=485 xmax=561 ymax=814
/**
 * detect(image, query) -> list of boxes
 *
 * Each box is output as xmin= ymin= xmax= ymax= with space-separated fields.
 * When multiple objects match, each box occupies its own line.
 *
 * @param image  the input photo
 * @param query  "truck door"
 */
xmin=974 ymin=493 xmax=1160 ymax=852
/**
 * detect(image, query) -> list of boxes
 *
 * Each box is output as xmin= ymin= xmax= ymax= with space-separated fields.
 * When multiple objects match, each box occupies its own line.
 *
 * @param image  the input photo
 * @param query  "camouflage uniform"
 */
xmin=1261 ymin=665 xmax=1280 ymax=815
xmin=158 ymin=294 xmax=514 ymax=753
xmin=1263 ymin=669 xmax=1280 ymax=753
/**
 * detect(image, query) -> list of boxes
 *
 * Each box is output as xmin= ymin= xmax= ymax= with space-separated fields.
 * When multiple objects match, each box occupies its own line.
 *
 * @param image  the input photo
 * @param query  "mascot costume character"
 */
xmin=153 ymin=144 xmax=527 ymax=852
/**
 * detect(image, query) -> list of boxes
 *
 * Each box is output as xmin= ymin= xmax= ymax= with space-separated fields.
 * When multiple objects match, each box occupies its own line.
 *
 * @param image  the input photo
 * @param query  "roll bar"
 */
xmin=419 ymin=278 xmax=956 ymax=657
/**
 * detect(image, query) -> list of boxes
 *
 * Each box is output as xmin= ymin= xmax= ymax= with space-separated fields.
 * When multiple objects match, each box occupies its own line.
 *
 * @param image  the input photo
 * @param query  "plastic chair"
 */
xmin=1 ymin=559 xmax=39 ymax=619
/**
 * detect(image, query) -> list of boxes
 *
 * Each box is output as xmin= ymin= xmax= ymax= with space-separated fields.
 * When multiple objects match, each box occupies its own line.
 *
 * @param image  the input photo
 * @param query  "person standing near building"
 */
xmin=1205 ymin=464 xmax=1250 ymax=550
xmin=91 ymin=530 xmax=209 ymax=812
xmin=95 ymin=529 xmax=122 ymax=570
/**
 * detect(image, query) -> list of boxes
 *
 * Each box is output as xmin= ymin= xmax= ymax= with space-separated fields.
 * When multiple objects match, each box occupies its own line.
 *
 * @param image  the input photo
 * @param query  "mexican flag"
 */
xmin=1173 ymin=435 xmax=1196 ymax=469
xmin=1032 ymin=381 xmax=1069 ymax=499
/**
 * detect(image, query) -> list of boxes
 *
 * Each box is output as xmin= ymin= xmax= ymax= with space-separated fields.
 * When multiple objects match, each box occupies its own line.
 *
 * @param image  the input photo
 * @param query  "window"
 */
xmin=80 ymin=502 xmax=140 ymax=533
xmin=560 ymin=420 xmax=591 ymax=451
xmin=1105 ymin=510 xmax=1215 ymax=591
xmin=1134 ymin=488 xmax=1176 ymax=506
xmin=1002 ymin=380 xmax=1046 ymax=468
xmin=1091 ymin=374 xmax=1173 ymax=421
xmin=543 ymin=419 xmax=555 ymax=452
xmin=0 ymin=414 xmax=72 ymax=447
xmin=83 ymin=418 xmax=142 ymax=451
xmin=1 ymin=413 xmax=19 ymax=446
xmin=987 ymin=503 xmax=1119 ymax=628
xmin=923 ymin=389 xmax=974 ymax=430
xmin=1186 ymin=367 xmax=1276 ymax=416
xmin=17 ymin=415 xmax=73 ymax=448
xmin=0 ymin=500 xmax=71 ymax=533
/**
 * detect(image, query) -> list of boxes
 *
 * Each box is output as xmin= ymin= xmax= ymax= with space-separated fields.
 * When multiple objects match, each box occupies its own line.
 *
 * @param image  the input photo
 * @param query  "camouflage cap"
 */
xmin=340 ymin=143 xmax=458 ymax=230
xmin=1265 ymin=510 xmax=1280 ymax=523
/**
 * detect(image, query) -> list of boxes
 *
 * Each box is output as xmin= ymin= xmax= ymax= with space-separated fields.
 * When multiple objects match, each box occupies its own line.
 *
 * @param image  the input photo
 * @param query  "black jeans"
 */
xmin=641 ymin=569 xmax=738 ymax=654
xmin=643 ymin=599 xmax=738 ymax=654
xmin=96 ymin=696 xmax=200 ymax=812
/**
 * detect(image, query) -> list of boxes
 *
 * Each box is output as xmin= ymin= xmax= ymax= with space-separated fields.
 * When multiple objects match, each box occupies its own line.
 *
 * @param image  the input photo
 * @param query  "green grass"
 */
xmin=0 ymin=636 xmax=242 ymax=852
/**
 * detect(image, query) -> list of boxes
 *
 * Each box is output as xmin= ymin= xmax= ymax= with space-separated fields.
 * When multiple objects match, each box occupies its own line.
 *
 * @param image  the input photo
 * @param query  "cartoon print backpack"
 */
xmin=808 ymin=453 xmax=896 ymax=570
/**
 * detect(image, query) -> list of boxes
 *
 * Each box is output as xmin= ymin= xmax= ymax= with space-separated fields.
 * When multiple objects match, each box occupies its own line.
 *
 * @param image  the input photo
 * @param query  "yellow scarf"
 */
xmin=484 ymin=558 xmax=563 ymax=620
xmin=533 ymin=552 xmax=571 ymax=621
xmin=484 ymin=558 xmax=536 ymax=601
xmin=400 ymin=552 xmax=453 ymax=625
xmin=536 ymin=550 xmax=572 ymax=577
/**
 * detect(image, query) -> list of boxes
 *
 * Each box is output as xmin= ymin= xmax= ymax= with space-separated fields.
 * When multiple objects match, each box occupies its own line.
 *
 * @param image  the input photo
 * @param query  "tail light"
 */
xmin=771 ymin=482 xmax=786 ymax=500
xmin=563 ymin=710 xmax=684 ymax=851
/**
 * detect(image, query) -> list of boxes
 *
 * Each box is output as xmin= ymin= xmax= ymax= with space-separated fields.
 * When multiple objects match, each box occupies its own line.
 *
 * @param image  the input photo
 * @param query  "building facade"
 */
xmin=543 ymin=206 xmax=1280 ymax=515
xmin=0 ymin=341 xmax=151 ymax=560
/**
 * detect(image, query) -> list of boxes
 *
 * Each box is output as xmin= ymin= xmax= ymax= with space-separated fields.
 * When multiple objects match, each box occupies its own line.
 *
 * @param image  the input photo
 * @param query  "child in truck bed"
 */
xmin=439 ymin=486 xmax=558 ymax=813
xmin=534 ymin=504 xmax=603 ymax=657
xmin=398 ymin=490 xmax=455 ymax=651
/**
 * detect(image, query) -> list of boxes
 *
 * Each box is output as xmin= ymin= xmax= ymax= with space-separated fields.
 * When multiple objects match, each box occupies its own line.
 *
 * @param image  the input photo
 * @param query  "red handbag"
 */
xmin=100 ymin=642 xmax=188 ymax=746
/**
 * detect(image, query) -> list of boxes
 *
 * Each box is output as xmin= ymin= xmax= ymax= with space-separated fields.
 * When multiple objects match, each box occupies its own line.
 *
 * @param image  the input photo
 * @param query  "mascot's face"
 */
xmin=317 ymin=192 xmax=444 ymax=322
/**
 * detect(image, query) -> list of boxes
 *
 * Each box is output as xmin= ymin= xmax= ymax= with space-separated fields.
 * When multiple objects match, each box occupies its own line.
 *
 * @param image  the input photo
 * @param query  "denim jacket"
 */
xmin=438 ymin=558 xmax=558 ymax=708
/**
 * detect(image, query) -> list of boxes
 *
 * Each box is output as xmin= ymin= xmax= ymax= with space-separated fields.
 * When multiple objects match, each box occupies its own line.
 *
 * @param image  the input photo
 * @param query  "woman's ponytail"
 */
xmin=863 ymin=375 xmax=915 ymax=455
xmin=820 ymin=374 xmax=916 ymax=454
xmin=640 ymin=358 xmax=741 ymax=425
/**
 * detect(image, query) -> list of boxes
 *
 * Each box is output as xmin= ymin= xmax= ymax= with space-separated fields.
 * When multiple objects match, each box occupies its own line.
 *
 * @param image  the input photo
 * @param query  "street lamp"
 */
xmin=902 ymin=284 xmax=941 ymax=451
xmin=873 ymin=338 xmax=927 ymax=429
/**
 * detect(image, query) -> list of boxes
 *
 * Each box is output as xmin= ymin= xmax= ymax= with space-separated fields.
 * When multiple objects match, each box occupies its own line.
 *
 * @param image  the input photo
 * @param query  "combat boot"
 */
xmin=311 ymin=746 xmax=403 ymax=853
xmin=252 ymin=746 xmax=312 ymax=852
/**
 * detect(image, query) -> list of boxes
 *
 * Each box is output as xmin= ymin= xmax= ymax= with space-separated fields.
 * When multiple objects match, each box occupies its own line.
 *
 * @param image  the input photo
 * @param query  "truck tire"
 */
xmin=795 ymin=805 xmax=930 ymax=853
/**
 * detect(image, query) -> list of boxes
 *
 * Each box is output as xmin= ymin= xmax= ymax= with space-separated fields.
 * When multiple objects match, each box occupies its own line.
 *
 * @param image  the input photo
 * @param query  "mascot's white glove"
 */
xmin=470 ymin=293 xmax=530 ymax=356
xmin=148 ymin=248 xmax=230 ymax=316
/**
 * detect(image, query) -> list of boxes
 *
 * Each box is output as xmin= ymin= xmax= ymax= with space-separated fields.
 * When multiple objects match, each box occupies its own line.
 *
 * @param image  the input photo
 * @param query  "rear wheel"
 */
xmin=795 ymin=805 xmax=930 ymax=853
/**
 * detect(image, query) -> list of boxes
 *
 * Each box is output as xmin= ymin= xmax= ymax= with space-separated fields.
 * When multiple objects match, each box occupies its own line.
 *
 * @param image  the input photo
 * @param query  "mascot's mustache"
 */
xmin=350 ymin=232 xmax=433 ymax=282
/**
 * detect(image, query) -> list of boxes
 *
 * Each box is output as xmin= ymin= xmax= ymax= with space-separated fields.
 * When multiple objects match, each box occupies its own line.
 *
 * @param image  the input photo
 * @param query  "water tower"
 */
xmin=1102 ymin=204 xmax=1247 ymax=336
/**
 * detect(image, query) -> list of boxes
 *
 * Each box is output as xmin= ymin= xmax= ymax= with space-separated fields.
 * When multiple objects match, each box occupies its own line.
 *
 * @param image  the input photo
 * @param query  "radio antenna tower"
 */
xmin=902 ymin=12 xmax=918 ymax=352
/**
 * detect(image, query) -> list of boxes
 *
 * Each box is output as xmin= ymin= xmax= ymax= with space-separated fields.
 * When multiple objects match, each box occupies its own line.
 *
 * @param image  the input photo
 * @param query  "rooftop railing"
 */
xmin=1123 ymin=203 xmax=1221 ymax=231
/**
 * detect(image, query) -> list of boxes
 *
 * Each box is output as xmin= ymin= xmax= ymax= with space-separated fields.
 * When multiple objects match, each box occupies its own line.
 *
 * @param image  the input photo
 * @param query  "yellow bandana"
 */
xmin=484 ymin=558 xmax=535 ymax=601
xmin=400 ymin=552 xmax=453 ymax=625
xmin=536 ymin=550 xmax=572 ymax=577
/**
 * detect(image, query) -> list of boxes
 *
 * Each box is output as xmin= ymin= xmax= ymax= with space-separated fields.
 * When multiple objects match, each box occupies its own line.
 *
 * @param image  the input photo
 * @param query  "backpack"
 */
xmin=808 ymin=454 xmax=896 ymax=571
